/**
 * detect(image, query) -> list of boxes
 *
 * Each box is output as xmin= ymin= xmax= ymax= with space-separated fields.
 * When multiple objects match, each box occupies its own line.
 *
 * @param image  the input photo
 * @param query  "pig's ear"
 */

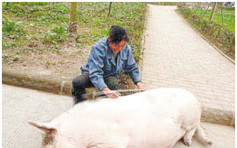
xmin=29 ymin=121 xmax=57 ymax=134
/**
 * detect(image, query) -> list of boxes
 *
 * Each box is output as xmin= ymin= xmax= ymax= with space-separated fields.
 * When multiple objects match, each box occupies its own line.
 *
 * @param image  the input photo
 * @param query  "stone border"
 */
xmin=201 ymin=106 xmax=235 ymax=127
xmin=2 ymin=70 xmax=72 ymax=96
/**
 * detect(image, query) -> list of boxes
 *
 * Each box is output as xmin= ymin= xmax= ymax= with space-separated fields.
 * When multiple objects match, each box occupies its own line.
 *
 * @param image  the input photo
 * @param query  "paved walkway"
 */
xmin=141 ymin=5 xmax=235 ymax=121
xmin=2 ymin=85 xmax=235 ymax=148
xmin=2 ymin=85 xmax=73 ymax=148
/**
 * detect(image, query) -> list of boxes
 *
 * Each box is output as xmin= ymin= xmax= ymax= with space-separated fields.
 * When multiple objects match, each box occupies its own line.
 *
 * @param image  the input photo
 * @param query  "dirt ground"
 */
xmin=3 ymin=41 xmax=90 ymax=82
xmin=2 ymin=39 xmax=135 ymax=90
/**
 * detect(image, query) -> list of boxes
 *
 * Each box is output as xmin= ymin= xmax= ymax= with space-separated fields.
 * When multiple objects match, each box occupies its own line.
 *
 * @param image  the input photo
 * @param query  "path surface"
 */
xmin=2 ymin=85 xmax=73 ymax=148
xmin=141 ymin=5 xmax=235 ymax=115
xmin=2 ymin=85 xmax=235 ymax=148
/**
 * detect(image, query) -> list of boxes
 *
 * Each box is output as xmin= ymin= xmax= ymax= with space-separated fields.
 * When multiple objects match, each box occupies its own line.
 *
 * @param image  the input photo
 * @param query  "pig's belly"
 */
xmin=125 ymin=120 xmax=185 ymax=148
xmin=77 ymin=114 xmax=186 ymax=148
xmin=73 ymin=105 xmax=185 ymax=148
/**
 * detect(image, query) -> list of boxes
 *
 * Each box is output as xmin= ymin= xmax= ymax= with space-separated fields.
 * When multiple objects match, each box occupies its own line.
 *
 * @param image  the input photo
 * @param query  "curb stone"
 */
xmin=2 ymin=70 xmax=72 ymax=96
xmin=201 ymin=107 xmax=235 ymax=127
xmin=2 ymin=69 xmax=235 ymax=127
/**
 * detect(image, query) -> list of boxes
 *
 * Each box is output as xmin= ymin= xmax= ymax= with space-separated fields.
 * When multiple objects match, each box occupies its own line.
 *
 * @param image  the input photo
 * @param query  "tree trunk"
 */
xmin=107 ymin=2 xmax=112 ymax=20
xmin=69 ymin=2 xmax=78 ymax=35
xmin=209 ymin=2 xmax=217 ymax=21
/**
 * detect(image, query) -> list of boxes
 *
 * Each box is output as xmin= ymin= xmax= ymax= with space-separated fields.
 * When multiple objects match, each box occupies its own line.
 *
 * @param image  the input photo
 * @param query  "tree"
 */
xmin=107 ymin=2 xmax=112 ymax=20
xmin=68 ymin=2 xmax=78 ymax=35
xmin=209 ymin=2 xmax=217 ymax=21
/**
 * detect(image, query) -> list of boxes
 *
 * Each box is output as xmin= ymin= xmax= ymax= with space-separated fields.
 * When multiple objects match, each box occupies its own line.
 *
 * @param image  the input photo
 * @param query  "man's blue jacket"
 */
xmin=81 ymin=37 xmax=141 ymax=90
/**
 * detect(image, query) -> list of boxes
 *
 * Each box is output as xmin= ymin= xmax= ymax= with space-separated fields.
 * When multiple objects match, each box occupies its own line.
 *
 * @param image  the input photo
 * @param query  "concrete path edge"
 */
xmin=2 ymin=70 xmax=71 ymax=95
xmin=2 ymin=69 xmax=235 ymax=127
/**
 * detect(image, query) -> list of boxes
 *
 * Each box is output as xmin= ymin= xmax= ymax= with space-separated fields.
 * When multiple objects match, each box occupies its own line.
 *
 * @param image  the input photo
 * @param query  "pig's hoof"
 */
xmin=205 ymin=139 xmax=213 ymax=146
xmin=184 ymin=139 xmax=192 ymax=146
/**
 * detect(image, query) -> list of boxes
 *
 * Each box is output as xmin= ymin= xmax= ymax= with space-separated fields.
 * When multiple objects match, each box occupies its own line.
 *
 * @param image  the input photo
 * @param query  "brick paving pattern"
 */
xmin=141 ymin=5 xmax=235 ymax=114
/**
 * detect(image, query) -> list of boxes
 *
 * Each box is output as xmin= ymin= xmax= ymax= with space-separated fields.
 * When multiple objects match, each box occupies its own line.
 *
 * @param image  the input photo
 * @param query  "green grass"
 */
xmin=192 ymin=8 xmax=235 ymax=32
xmin=2 ymin=2 xmax=146 ymax=62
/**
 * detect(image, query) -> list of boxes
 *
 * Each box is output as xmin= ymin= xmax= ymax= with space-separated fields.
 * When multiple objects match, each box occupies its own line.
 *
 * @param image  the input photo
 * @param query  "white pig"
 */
xmin=29 ymin=88 xmax=212 ymax=148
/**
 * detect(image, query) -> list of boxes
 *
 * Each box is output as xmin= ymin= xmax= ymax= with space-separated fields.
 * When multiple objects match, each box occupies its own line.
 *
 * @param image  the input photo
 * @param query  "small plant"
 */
xmin=42 ymin=24 xmax=68 ymax=44
xmin=13 ymin=56 xmax=20 ymax=62
xmin=53 ymin=3 xmax=69 ymax=14
xmin=2 ymin=19 xmax=26 ymax=40
xmin=3 ymin=19 xmax=21 ymax=33
xmin=77 ymin=50 xmax=83 ymax=55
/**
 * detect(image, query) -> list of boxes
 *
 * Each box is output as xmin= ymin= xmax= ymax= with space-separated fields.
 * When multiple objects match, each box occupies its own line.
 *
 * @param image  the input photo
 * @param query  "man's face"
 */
xmin=109 ymin=39 xmax=127 ymax=53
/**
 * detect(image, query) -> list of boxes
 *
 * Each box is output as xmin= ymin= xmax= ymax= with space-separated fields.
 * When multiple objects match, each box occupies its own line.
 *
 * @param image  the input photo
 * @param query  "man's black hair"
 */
xmin=109 ymin=25 xmax=129 ymax=44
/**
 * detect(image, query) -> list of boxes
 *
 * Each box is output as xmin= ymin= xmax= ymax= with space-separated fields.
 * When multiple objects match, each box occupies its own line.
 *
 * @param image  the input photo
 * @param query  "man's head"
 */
xmin=108 ymin=25 xmax=129 ymax=53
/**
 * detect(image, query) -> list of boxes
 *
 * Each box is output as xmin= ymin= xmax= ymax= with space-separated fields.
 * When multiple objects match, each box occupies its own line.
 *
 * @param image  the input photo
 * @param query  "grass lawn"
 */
xmin=192 ymin=8 xmax=235 ymax=32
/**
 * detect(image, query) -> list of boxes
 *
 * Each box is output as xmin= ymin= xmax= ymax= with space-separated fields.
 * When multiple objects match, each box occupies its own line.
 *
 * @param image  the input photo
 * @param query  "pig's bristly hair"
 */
xmin=29 ymin=121 xmax=57 ymax=147
xmin=42 ymin=132 xmax=54 ymax=146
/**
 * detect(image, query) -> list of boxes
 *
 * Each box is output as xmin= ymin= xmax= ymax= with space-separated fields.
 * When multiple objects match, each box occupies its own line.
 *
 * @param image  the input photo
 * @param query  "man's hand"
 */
xmin=136 ymin=82 xmax=143 ymax=90
xmin=102 ymin=87 xmax=121 ymax=99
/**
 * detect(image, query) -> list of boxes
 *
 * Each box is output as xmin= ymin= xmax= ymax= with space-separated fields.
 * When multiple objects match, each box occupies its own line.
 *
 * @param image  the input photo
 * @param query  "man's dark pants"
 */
xmin=71 ymin=72 xmax=118 ymax=104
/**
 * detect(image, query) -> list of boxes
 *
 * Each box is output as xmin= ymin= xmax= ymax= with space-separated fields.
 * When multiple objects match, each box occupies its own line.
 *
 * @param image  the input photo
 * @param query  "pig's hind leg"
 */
xmin=183 ymin=127 xmax=197 ymax=146
xmin=183 ymin=125 xmax=212 ymax=146
xmin=195 ymin=125 xmax=212 ymax=145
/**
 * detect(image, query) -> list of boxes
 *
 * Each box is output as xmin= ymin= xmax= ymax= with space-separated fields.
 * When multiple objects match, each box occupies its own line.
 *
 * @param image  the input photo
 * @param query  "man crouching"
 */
xmin=72 ymin=25 xmax=143 ymax=104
